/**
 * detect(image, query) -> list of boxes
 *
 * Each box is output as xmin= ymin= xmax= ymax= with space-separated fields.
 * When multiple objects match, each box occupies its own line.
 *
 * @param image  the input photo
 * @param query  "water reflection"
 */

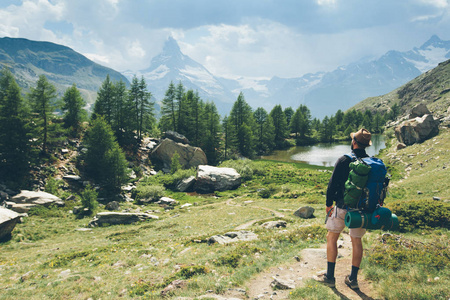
xmin=260 ymin=135 xmax=386 ymax=167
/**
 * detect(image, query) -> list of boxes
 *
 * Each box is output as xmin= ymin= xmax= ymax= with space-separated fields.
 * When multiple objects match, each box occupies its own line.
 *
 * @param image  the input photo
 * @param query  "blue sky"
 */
xmin=0 ymin=0 xmax=449 ymax=78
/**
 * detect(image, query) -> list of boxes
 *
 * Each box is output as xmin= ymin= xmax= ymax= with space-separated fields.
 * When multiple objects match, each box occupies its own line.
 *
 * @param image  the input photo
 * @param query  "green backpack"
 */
xmin=343 ymin=157 xmax=371 ymax=208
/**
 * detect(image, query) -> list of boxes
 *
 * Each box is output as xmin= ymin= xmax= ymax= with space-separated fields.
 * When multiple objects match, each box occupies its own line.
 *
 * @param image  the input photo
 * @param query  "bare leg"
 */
xmin=327 ymin=232 xmax=340 ymax=262
xmin=351 ymin=236 xmax=363 ymax=267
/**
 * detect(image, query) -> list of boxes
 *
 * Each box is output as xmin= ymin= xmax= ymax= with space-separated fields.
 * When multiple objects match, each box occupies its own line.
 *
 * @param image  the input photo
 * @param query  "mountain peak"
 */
xmin=420 ymin=35 xmax=446 ymax=49
xmin=163 ymin=36 xmax=182 ymax=55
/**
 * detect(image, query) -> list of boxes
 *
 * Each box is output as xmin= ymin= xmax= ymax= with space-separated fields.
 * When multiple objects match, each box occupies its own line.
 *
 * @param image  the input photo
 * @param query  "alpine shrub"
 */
xmin=386 ymin=200 xmax=450 ymax=232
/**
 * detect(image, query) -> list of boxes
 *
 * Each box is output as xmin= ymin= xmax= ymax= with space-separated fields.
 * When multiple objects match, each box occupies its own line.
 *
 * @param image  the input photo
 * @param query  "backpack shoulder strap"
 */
xmin=345 ymin=152 xmax=357 ymax=161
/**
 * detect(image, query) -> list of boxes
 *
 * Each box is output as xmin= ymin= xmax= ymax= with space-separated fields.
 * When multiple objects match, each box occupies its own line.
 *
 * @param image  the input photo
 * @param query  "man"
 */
xmin=314 ymin=128 xmax=372 ymax=290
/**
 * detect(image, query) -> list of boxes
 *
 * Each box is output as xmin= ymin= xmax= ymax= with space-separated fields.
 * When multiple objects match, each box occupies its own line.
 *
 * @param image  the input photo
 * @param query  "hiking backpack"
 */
xmin=343 ymin=152 xmax=389 ymax=212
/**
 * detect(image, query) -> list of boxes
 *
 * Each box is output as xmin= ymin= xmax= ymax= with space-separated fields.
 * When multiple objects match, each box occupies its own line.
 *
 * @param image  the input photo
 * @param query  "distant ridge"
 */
xmin=0 ymin=37 xmax=129 ymax=105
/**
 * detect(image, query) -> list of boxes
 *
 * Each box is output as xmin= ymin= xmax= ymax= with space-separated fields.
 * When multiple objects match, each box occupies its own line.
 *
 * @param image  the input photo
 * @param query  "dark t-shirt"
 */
xmin=326 ymin=148 xmax=368 ymax=208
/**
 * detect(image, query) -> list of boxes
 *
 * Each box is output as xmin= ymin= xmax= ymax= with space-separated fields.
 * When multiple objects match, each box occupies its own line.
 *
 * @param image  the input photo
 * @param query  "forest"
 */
xmin=0 ymin=68 xmax=400 ymax=190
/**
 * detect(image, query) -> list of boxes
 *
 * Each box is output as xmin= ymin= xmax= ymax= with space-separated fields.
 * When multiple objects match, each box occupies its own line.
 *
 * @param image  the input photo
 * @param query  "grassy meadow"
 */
xmin=1 ymin=129 xmax=449 ymax=299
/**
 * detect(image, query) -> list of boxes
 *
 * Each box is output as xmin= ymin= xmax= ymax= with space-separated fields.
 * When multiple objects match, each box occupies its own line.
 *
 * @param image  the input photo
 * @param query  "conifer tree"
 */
xmin=254 ymin=107 xmax=274 ymax=154
xmin=28 ymin=75 xmax=57 ymax=154
xmin=229 ymin=92 xmax=255 ymax=157
xmin=160 ymin=81 xmax=177 ymax=132
xmin=0 ymin=69 xmax=31 ymax=185
xmin=62 ymin=84 xmax=86 ymax=136
xmin=93 ymin=75 xmax=114 ymax=124
xmin=84 ymin=117 xmax=129 ymax=192
xmin=270 ymin=104 xmax=288 ymax=148
xmin=202 ymin=101 xmax=221 ymax=164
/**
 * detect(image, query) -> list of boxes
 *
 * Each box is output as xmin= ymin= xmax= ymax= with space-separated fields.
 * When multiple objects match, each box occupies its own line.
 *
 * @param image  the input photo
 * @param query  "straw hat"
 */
xmin=351 ymin=128 xmax=372 ymax=147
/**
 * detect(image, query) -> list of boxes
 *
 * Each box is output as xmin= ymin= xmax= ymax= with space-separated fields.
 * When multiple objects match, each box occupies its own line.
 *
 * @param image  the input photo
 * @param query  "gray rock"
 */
xmin=176 ymin=176 xmax=196 ymax=192
xmin=150 ymin=139 xmax=207 ymax=170
xmin=408 ymin=103 xmax=431 ymax=119
xmin=10 ymin=190 xmax=64 ymax=208
xmin=293 ymin=206 xmax=315 ymax=219
xmin=208 ymin=231 xmax=258 ymax=245
xmin=88 ymin=212 xmax=159 ymax=227
xmin=0 ymin=206 xmax=21 ymax=240
xmin=63 ymin=175 xmax=82 ymax=182
xmin=194 ymin=165 xmax=241 ymax=193
xmin=157 ymin=197 xmax=178 ymax=206
xmin=3 ymin=201 xmax=37 ymax=213
xmin=105 ymin=201 xmax=120 ymax=211
xmin=261 ymin=221 xmax=287 ymax=229
xmin=164 ymin=131 xmax=190 ymax=144
xmin=161 ymin=279 xmax=187 ymax=297
xmin=395 ymin=114 xmax=439 ymax=145
xmin=270 ymin=276 xmax=295 ymax=290
xmin=396 ymin=143 xmax=407 ymax=150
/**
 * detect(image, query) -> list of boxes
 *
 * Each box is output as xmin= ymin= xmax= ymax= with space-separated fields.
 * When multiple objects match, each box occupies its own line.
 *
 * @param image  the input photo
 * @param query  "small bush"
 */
xmin=178 ymin=265 xmax=209 ymax=279
xmin=219 ymin=159 xmax=255 ymax=181
xmin=170 ymin=152 xmax=181 ymax=174
xmin=386 ymin=200 xmax=450 ymax=232
xmin=80 ymin=184 xmax=98 ymax=212
xmin=135 ymin=184 xmax=165 ymax=203
xmin=258 ymin=185 xmax=278 ymax=198
xmin=44 ymin=177 xmax=63 ymax=195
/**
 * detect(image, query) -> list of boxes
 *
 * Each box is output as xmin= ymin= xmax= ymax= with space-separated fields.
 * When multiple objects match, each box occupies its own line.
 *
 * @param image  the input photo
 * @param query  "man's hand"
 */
xmin=326 ymin=206 xmax=333 ymax=215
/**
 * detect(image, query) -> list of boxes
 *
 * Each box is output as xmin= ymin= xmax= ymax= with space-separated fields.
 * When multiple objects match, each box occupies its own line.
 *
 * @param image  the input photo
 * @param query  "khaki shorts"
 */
xmin=326 ymin=207 xmax=366 ymax=238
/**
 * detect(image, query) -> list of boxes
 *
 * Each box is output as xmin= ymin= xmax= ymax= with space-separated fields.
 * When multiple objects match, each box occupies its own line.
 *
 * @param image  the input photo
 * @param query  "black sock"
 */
xmin=327 ymin=262 xmax=336 ymax=279
xmin=349 ymin=265 xmax=359 ymax=281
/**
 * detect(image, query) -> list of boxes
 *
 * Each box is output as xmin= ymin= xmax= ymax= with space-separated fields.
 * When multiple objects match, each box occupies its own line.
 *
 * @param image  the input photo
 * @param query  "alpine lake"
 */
xmin=260 ymin=134 xmax=386 ymax=167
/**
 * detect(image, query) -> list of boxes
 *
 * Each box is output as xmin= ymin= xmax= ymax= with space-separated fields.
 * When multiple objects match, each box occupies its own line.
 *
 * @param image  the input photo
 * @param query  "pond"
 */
xmin=260 ymin=135 xmax=386 ymax=167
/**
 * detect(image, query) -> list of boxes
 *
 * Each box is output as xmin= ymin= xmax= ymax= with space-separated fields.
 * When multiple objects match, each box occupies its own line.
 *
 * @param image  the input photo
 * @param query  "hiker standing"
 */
xmin=314 ymin=128 xmax=372 ymax=290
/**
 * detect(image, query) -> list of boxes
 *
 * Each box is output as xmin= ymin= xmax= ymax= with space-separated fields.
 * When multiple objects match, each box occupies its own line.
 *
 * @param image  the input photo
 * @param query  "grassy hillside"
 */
xmin=0 ymin=37 xmax=130 ymax=105
xmin=351 ymin=59 xmax=450 ymax=117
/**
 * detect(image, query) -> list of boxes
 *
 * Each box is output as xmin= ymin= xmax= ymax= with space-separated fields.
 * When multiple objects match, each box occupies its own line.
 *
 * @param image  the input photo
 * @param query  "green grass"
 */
xmin=1 ymin=132 xmax=450 ymax=299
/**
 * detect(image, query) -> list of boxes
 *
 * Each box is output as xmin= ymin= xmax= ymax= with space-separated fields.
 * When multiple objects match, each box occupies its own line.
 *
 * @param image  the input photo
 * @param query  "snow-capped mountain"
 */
xmin=124 ymin=37 xmax=235 ymax=114
xmin=124 ymin=35 xmax=450 ymax=118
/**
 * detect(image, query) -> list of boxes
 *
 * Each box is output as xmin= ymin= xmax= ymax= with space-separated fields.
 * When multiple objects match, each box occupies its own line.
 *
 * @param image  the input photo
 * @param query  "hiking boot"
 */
xmin=345 ymin=275 xmax=359 ymax=290
xmin=313 ymin=273 xmax=335 ymax=288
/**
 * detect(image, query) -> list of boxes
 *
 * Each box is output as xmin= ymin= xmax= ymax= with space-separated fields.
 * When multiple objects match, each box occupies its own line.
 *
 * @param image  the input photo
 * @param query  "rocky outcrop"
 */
xmin=164 ymin=131 xmax=190 ymax=145
xmin=88 ymin=212 xmax=159 ymax=227
xmin=176 ymin=176 xmax=196 ymax=192
xmin=194 ymin=165 xmax=241 ymax=193
xmin=6 ymin=190 xmax=65 ymax=212
xmin=395 ymin=114 xmax=439 ymax=145
xmin=261 ymin=220 xmax=287 ymax=229
xmin=208 ymin=231 xmax=258 ymax=245
xmin=0 ymin=207 xmax=21 ymax=241
xmin=150 ymin=139 xmax=207 ymax=171
xmin=408 ymin=103 xmax=431 ymax=119
xmin=294 ymin=206 xmax=315 ymax=219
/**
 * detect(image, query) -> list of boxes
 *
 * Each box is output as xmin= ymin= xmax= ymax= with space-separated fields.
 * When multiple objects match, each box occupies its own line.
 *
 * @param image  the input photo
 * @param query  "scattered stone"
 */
xmin=208 ymin=231 xmax=258 ymax=245
xmin=20 ymin=271 xmax=34 ymax=282
xmin=180 ymin=203 xmax=192 ymax=209
xmin=261 ymin=221 xmax=287 ymax=229
xmin=63 ymin=175 xmax=82 ymax=182
xmin=157 ymin=197 xmax=178 ymax=206
xmin=396 ymin=143 xmax=407 ymax=150
xmin=161 ymin=279 xmax=187 ymax=296
xmin=0 ymin=206 xmax=23 ymax=240
xmin=433 ymin=196 xmax=441 ymax=201
xmin=417 ymin=191 xmax=423 ymax=195
xmin=293 ymin=206 xmax=315 ymax=219
xmin=270 ymin=276 xmax=295 ymax=290
xmin=10 ymin=190 xmax=65 ymax=209
xmin=194 ymin=165 xmax=241 ymax=193
xmin=176 ymin=176 xmax=196 ymax=192
xmin=105 ymin=201 xmax=120 ymax=211
xmin=88 ymin=212 xmax=159 ymax=227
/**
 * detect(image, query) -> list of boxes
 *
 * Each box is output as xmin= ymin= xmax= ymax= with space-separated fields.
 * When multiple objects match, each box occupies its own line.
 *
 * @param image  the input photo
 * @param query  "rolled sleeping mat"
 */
xmin=345 ymin=210 xmax=399 ymax=231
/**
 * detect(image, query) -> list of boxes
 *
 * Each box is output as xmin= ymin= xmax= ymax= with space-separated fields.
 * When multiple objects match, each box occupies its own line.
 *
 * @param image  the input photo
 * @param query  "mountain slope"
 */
xmin=0 ymin=37 xmax=129 ymax=105
xmin=351 ymin=59 xmax=450 ymax=117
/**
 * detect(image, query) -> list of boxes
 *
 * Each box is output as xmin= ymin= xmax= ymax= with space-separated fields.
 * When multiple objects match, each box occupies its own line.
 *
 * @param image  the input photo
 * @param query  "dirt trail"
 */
xmin=219 ymin=201 xmax=381 ymax=300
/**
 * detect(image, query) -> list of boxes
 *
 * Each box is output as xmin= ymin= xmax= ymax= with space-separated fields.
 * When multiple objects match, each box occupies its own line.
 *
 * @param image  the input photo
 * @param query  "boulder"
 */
xmin=3 ymin=202 xmax=37 ymax=213
xmin=157 ymin=197 xmax=178 ymax=206
xmin=150 ymin=139 xmax=207 ymax=171
xmin=10 ymin=190 xmax=65 ymax=208
xmin=395 ymin=114 xmax=439 ymax=145
xmin=208 ymin=231 xmax=258 ymax=245
xmin=408 ymin=103 xmax=431 ymax=118
xmin=105 ymin=201 xmax=120 ymax=211
xmin=176 ymin=176 xmax=196 ymax=192
xmin=396 ymin=143 xmax=407 ymax=150
xmin=164 ymin=131 xmax=190 ymax=144
xmin=261 ymin=220 xmax=287 ymax=229
xmin=294 ymin=206 xmax=315 ymax=219
xmin=0 ymin=207 xmax=21 ymax=240
xmin=88 ymin=212 xmax=159 ymax=227
xmin=270 ymin=276 xmax=295 ymax=290
xmin=194 ymin=165 xmax=241 ymax=193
